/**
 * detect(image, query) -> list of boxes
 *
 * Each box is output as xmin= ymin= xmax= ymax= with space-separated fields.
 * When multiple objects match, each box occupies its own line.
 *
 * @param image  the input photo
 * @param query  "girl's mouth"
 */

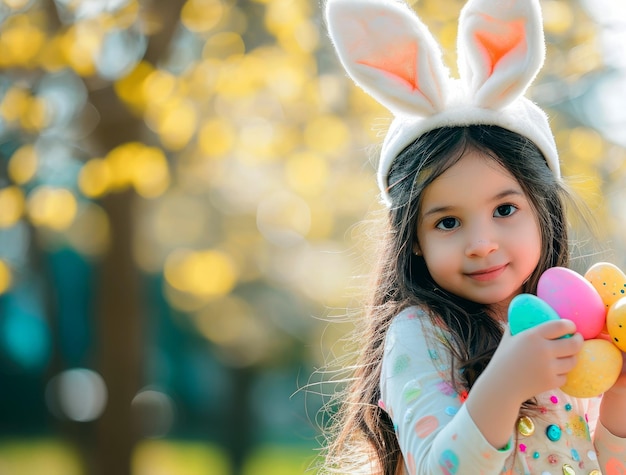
xmin=466 ymin=264 xmax=507 ymax=282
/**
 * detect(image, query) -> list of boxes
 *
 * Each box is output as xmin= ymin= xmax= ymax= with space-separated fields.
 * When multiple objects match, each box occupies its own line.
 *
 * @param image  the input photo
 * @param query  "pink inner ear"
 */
xmin=357 ymin=41 xmax=419 ymax=91
xmin=473 ymin=15 xmax=526 ymax=75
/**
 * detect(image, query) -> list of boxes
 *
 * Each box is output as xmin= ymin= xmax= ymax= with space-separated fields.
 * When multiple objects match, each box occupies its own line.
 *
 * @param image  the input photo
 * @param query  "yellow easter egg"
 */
xmin=560 ymin=339 xmax=623 ymax=398
xmin=584 ymin=262 xmax=626 ymax=309
xmin=607 ymin=297 xmax=626 ymax=352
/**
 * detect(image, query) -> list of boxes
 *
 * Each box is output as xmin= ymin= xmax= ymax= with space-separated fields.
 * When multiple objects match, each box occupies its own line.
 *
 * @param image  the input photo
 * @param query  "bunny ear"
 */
xmin=457 ymin=0 xmax=545 ymax=109
xmin=325 ymin=0 xmax=449 ymax=117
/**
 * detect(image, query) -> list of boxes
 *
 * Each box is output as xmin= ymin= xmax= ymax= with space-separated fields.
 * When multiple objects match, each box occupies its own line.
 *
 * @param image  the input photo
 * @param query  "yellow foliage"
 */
xmin=27 ymin=187 xmax=78 ymax=231
xmin=182 ymin=59 xmax=221 ymax=100
xmin=215 ymin=55 xmax=265 ymax=97
xmin=181 ymin=0 xmax=224 ymax=33
xmin=569 ymin=127 xmax=605 ymax=166
xmin=0 ymin=15 xmax=45 ymax=68
xmin=198 ymin=118 xmax=236 ymax=158
xmin=64 ymin=203 xmax=111 ymax=257
xmin=543 ymin=0 xmax=574 ymax=35
xmin=39 ymin=35 xmax=68 ymax=72
xmin=0 ymin=260 xmax=11 ymax=295
xmin=285 ymin=151 xmax=329 ymax=196
xmin=0 ymin=87 xmax=29 ymax=122
xmin=150 ymin=99 xmax=198 ymax=151
xmin=8 ymin=144 xmax=38 ymax=185
xmin=4 ymin=0 xmax=31 ymax=9
xmin=79 ymin=159 xmax=112 ymax=198
xmin=304 ymin=115 xmax=350 ymax=155
xmin=114 ymin=61 xmax=155 ymax=114
xmin=20 ymin=96 xmax=48 ymax=131
xmin=103 ymin=142 xmax=170 ymax=197
xmin=142 ymin=69 xmax=177 ymax=105
xmin=203 ymin=32 xmax=245 ymax=60
xmin=164 ymin=248 xmax=237 ymax=298
xmin=132 ymin=147 xmax=171 ymax=198
xmin=0 ymin=186 xmax=25 ymax=228
xmin=60 ymin=22 xmax=103 ymax=76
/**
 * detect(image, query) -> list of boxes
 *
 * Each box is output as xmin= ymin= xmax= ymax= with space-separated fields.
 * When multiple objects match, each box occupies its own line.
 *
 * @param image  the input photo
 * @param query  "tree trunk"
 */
xmin=89 ymin=1 xmax=186 ymax=473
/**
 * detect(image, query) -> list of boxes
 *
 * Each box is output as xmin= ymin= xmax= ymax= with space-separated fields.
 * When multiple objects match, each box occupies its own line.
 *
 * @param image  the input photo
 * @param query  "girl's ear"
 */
xmin=325 ymin=0 xmax=449 ymax=117
xmin=413 ymin=242 xmax=422 ymax=256
xmin=457 ymin=0 xmax=545 ymax=109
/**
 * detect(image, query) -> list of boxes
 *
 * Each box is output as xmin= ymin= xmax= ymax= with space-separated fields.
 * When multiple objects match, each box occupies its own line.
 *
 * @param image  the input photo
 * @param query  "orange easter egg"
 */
xmin=584 ymin=262 xmax=626 ymax=310
xmin=607 ymin=297 xmax=626 ymax=352
xmin=560 ymin=339 xmax=623 ymax=398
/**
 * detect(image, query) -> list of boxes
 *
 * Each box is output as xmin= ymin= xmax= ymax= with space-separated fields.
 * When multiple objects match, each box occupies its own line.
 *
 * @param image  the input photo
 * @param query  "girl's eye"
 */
xmin=494 ymin=204 xmax=517 ymax=217
xmin=436 ymin=217 xmax=459 ymax=230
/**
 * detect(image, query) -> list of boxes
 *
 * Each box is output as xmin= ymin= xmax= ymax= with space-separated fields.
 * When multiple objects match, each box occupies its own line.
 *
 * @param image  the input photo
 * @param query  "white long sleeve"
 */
xmin=379 ymin=307 xmax=626 ymax=474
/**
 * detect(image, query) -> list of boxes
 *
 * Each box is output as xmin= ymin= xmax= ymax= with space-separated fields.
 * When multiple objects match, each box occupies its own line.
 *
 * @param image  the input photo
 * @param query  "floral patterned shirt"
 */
xmin=379 ymin=307 xmax=626 ymax=474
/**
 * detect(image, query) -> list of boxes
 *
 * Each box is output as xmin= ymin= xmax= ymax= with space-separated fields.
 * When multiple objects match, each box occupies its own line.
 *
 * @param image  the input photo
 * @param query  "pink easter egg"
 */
xmin=537 ymin=267 xmax=605 ymax=339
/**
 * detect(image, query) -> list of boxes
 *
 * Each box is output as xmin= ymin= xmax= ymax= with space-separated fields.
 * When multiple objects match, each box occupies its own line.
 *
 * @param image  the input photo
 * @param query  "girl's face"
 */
xmin=415 ymin=150 xmax=542 ymax=316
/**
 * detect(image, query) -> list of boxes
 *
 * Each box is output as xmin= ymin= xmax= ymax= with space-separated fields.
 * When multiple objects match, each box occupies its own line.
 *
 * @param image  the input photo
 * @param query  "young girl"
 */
xmin=321 ymin=0 xmax=626 ymax=473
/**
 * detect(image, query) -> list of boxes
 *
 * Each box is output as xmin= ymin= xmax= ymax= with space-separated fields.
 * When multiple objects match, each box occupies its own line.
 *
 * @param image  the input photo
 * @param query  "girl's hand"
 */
xmin=464 ymin=319 xmax=583 ymax=449
xmin=484 ymin=319 xmax=583 ymax=405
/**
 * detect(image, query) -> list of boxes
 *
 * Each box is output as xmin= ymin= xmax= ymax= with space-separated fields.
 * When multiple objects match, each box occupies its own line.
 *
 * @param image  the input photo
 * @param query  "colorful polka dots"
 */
xmin=414 ymin=415 xmax=438 ymax=438
xmin=403 ymin=381 xmax=422 ymax=404
xmin=605 ymin=457 xmax=626 ymax=473
xmin=438 ymin=449 xmax=459 ymax=475
xmin=517 ymin=415 xmax=535 ymax=436
xmin=436 ymin=381 xmax=456 ymax=396
xmin=406 ymin=452 xmax=416 ymax=475
xmin=546 ymin=424 xmax=562 ymax=442
xmin=392 ymin=353 xmax=411 ymax=376
xmin=404 ymin=407 xmax=414 ymax=424
xmin=566 ymin=414 xmax=591 ymax=440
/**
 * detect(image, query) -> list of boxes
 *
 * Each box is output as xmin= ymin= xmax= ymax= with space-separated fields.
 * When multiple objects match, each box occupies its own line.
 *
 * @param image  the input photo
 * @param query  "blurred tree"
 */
xmin=88 ymin=3 xmax=186 ymax=474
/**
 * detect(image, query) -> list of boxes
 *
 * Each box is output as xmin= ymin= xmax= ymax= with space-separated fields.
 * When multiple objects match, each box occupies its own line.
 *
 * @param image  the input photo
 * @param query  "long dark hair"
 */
xmin=320 ymin=125 xmax=572 ymax=474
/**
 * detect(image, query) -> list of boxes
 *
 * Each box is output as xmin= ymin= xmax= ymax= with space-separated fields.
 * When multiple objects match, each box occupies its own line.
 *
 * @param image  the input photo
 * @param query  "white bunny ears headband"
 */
xmin=325 ymin=0 xmax=561 ymax=207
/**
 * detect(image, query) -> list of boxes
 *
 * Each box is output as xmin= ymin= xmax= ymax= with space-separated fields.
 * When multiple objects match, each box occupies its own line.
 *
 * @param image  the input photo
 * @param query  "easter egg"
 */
xmin=584 ymin=262 xmax=626 ymax=309
xmin=607 ymin=297 xmax=626 ymax=352
xmin=560 ymin=338 xmax=623 ymax=398
xmin=509 ymin=293 xmax=561 ymax=336
xmin=537 ymin=267 xmax=605 ymax=339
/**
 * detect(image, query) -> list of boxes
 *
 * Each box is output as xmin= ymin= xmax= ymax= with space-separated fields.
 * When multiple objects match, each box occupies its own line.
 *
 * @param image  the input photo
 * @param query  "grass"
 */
xmin=0 ymin=439 xmax=82 ymax=475
xmin=243 ymin=445 xmax=317 ymax=475
xmin=0 ymin=438 xmax=317 ymax=475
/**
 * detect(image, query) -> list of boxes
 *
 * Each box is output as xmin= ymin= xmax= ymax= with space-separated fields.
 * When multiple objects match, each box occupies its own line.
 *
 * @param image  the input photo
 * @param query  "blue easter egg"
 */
xmin=509 ymin=293 xmax=561 ymax=335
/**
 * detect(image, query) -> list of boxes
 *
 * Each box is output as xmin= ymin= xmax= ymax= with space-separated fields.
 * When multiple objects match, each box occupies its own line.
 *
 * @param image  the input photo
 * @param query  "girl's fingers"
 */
xmin=533 ymin=319 xmax=578 ymax=340
xmin=554 ymin=354 xmax=579 ymax=376
xmin=551 ymin=332 xmax=584 ymax=357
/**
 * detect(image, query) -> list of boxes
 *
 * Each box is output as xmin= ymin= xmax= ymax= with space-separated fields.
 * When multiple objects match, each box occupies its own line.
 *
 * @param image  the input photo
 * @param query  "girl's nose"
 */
xmin=465 ymin=237 xmax=498 ymax=257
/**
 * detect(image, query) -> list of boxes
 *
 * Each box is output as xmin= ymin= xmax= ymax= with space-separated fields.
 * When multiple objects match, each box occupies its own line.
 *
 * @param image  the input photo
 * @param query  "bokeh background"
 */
xmin=0 ymin=0 xmax=625 ymax=474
